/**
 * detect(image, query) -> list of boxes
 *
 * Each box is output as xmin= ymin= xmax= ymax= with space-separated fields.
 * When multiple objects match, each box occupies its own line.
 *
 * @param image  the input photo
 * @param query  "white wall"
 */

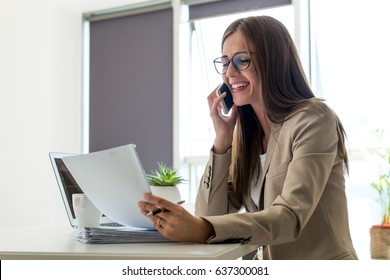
xmin=0 ymin=0 xmax=146 ymax=230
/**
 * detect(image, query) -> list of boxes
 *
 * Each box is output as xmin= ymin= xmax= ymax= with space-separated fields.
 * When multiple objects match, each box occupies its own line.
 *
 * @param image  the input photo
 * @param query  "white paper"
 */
xmin=63 ymin=144 xmax=153 ymax=230
xmin=74 ymin=227 xmax=174 ymax=244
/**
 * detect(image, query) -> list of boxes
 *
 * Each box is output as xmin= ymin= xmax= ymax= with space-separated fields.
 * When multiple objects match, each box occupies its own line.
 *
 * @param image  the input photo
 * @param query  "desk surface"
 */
xmin=0 ymin=226 xmax=257 ymax=260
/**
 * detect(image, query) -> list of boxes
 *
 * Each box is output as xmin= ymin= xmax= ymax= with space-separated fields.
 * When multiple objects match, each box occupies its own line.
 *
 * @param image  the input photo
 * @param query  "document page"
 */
xmin=74 ymin=227 xmax=175 ymax=244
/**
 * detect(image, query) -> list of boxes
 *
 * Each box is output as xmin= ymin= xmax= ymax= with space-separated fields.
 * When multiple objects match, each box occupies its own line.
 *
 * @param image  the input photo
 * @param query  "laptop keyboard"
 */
xmin=100 ymin=222 xmax=123 ymax=227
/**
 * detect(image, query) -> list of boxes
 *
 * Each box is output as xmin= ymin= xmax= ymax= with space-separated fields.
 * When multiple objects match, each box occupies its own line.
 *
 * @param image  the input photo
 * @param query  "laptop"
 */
xmin=49 ymin=152 xmax=124 ymax=228
xmin=49 ymin=144 xmax=153 ymax=230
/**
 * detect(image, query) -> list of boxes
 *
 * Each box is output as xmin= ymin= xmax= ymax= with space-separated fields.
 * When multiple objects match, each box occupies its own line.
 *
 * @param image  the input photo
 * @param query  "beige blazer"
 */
xmin=195 ymin=102 xmax=357 ymax=260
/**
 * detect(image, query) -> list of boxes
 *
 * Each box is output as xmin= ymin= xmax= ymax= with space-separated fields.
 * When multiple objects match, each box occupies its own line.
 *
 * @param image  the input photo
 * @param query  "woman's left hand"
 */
xmin=138 ymin=193 xmax=214 ymax=243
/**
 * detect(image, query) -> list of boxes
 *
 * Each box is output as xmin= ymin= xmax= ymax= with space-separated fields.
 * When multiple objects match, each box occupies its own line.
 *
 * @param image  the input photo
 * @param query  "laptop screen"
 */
xmin=50 ymin=151 xmax=127 ymax=228
xmin=54 ymin=157 xmax=83 ymax=220
xmin=49 ymin=152 xmax=83 ymax=227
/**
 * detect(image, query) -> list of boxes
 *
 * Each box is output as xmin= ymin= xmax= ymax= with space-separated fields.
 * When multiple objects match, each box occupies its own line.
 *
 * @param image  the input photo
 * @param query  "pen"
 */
xmin=146 ymin=200 xmax=185 ymax=217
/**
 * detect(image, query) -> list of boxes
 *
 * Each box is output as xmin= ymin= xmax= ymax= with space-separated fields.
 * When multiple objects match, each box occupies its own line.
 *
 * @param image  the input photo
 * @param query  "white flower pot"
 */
xmin=150 ymin=186 xmax=181 ymax=202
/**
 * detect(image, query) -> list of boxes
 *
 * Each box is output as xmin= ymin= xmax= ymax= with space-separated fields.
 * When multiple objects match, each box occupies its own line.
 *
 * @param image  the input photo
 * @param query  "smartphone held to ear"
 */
xmin=216 ymin=83 xmax=234 ymax=114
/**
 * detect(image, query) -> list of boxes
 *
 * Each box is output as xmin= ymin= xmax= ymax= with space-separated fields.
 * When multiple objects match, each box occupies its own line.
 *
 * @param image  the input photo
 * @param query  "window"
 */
xmin=180 ymin=0 xmax=390 ymax=259
xmin=84 ymin=4 xmax=174 ymax=174
xmin=310 ymin=0 xmax=390 ymax=259
xmin=180 ymin=5 xmax=294 ymax=201
xmin=188 ymin=6 xmax=294 ymax=155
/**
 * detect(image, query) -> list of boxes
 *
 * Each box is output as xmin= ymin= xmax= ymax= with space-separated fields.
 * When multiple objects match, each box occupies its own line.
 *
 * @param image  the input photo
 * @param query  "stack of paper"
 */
xmin=74 ymin=227 xmax=175 ymax=244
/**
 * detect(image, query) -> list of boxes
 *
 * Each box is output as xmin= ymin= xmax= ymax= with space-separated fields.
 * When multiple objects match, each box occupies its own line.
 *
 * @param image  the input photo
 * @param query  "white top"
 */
xmin=251 ymin=153 xmax=267 ymax=208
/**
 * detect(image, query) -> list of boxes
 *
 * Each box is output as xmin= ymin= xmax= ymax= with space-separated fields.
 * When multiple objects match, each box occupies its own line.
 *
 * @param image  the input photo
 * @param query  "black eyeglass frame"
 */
xmin=213 ymin=51 xmax=254 ymax=75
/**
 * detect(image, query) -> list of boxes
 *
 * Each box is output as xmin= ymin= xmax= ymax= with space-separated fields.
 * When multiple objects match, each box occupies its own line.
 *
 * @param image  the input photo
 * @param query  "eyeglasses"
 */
xmin=213 ymin=52 xmax=252 ymax=75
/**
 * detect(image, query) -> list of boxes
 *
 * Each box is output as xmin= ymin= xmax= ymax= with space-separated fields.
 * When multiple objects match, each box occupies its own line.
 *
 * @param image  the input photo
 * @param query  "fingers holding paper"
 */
xmin=138 ymin=193 xmax=215 ymax=243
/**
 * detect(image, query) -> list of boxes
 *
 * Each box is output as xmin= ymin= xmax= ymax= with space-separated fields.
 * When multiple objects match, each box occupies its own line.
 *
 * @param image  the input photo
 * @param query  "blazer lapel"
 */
xmin=256 ymin=121 xmax=283 ymax=209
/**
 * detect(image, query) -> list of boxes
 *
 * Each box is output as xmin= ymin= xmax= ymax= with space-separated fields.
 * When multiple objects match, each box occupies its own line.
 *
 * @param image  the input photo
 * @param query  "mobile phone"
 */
xmin=216 ymin=83 xmax=234 ymax=114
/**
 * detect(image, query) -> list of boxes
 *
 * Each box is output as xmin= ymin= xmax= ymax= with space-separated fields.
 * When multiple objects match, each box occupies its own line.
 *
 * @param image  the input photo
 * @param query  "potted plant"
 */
xmin=147 ymin=162 xmax=186 ymax=202
xmin=369 ymin=130 xmax=390 ymax=259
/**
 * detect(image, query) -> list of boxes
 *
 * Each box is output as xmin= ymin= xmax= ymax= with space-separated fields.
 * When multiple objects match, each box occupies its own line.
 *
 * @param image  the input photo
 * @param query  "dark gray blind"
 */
xmin=188 ymin=0 xmax=292 ymax=20
xmin=89 ymin=7 xmax=173 ymax=173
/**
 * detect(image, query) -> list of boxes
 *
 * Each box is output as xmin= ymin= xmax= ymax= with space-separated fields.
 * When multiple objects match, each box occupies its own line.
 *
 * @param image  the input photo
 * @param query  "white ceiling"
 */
xmin=52 ymin=0 xmax=151 ymax=13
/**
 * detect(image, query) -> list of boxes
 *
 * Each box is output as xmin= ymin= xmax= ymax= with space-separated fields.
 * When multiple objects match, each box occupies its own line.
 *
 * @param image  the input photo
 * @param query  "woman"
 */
xmin=138 ymin=16 xmax=357 ymax=260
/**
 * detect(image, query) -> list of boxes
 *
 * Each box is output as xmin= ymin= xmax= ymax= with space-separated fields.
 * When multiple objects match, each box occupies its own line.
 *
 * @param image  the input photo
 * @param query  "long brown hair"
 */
xmin=222 ymin=16 xmax=349 ymax=198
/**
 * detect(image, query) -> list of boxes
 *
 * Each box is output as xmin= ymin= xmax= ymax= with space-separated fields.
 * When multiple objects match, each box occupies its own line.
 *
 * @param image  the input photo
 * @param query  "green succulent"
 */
xmin=370 ymin=129 xmax=390 ymax=225
xmin=147 ymin=162 xmax=185 ymax=187
xmin=370 ymin=150 xmax=390 ymax=225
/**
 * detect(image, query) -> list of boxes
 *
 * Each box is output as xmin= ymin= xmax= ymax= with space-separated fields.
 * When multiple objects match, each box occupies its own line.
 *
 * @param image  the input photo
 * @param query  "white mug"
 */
xmin=72 ymin=193 xmax=101 ymax=230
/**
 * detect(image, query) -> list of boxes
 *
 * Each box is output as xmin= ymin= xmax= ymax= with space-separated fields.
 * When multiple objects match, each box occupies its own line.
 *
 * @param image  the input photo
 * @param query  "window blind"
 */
xmin=88 ymin=6 xmax=173 ymax=173
xmin=186 ymin=0 xmax=292 ymax=20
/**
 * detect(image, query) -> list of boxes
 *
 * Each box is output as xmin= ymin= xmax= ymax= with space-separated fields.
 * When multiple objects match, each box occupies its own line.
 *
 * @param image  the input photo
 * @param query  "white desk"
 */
xmin=0 ymin=226 xmax=258 ymax=260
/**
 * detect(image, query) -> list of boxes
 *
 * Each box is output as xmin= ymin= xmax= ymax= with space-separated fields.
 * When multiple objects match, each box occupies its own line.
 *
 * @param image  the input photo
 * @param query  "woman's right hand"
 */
xmin=207 ymin=86 xmax=237 ymax=154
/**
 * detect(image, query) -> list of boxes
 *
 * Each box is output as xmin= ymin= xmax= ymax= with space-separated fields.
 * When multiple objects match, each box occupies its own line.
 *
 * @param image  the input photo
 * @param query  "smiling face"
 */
xmin=222 ymin=30 xmax=261 ymax=109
